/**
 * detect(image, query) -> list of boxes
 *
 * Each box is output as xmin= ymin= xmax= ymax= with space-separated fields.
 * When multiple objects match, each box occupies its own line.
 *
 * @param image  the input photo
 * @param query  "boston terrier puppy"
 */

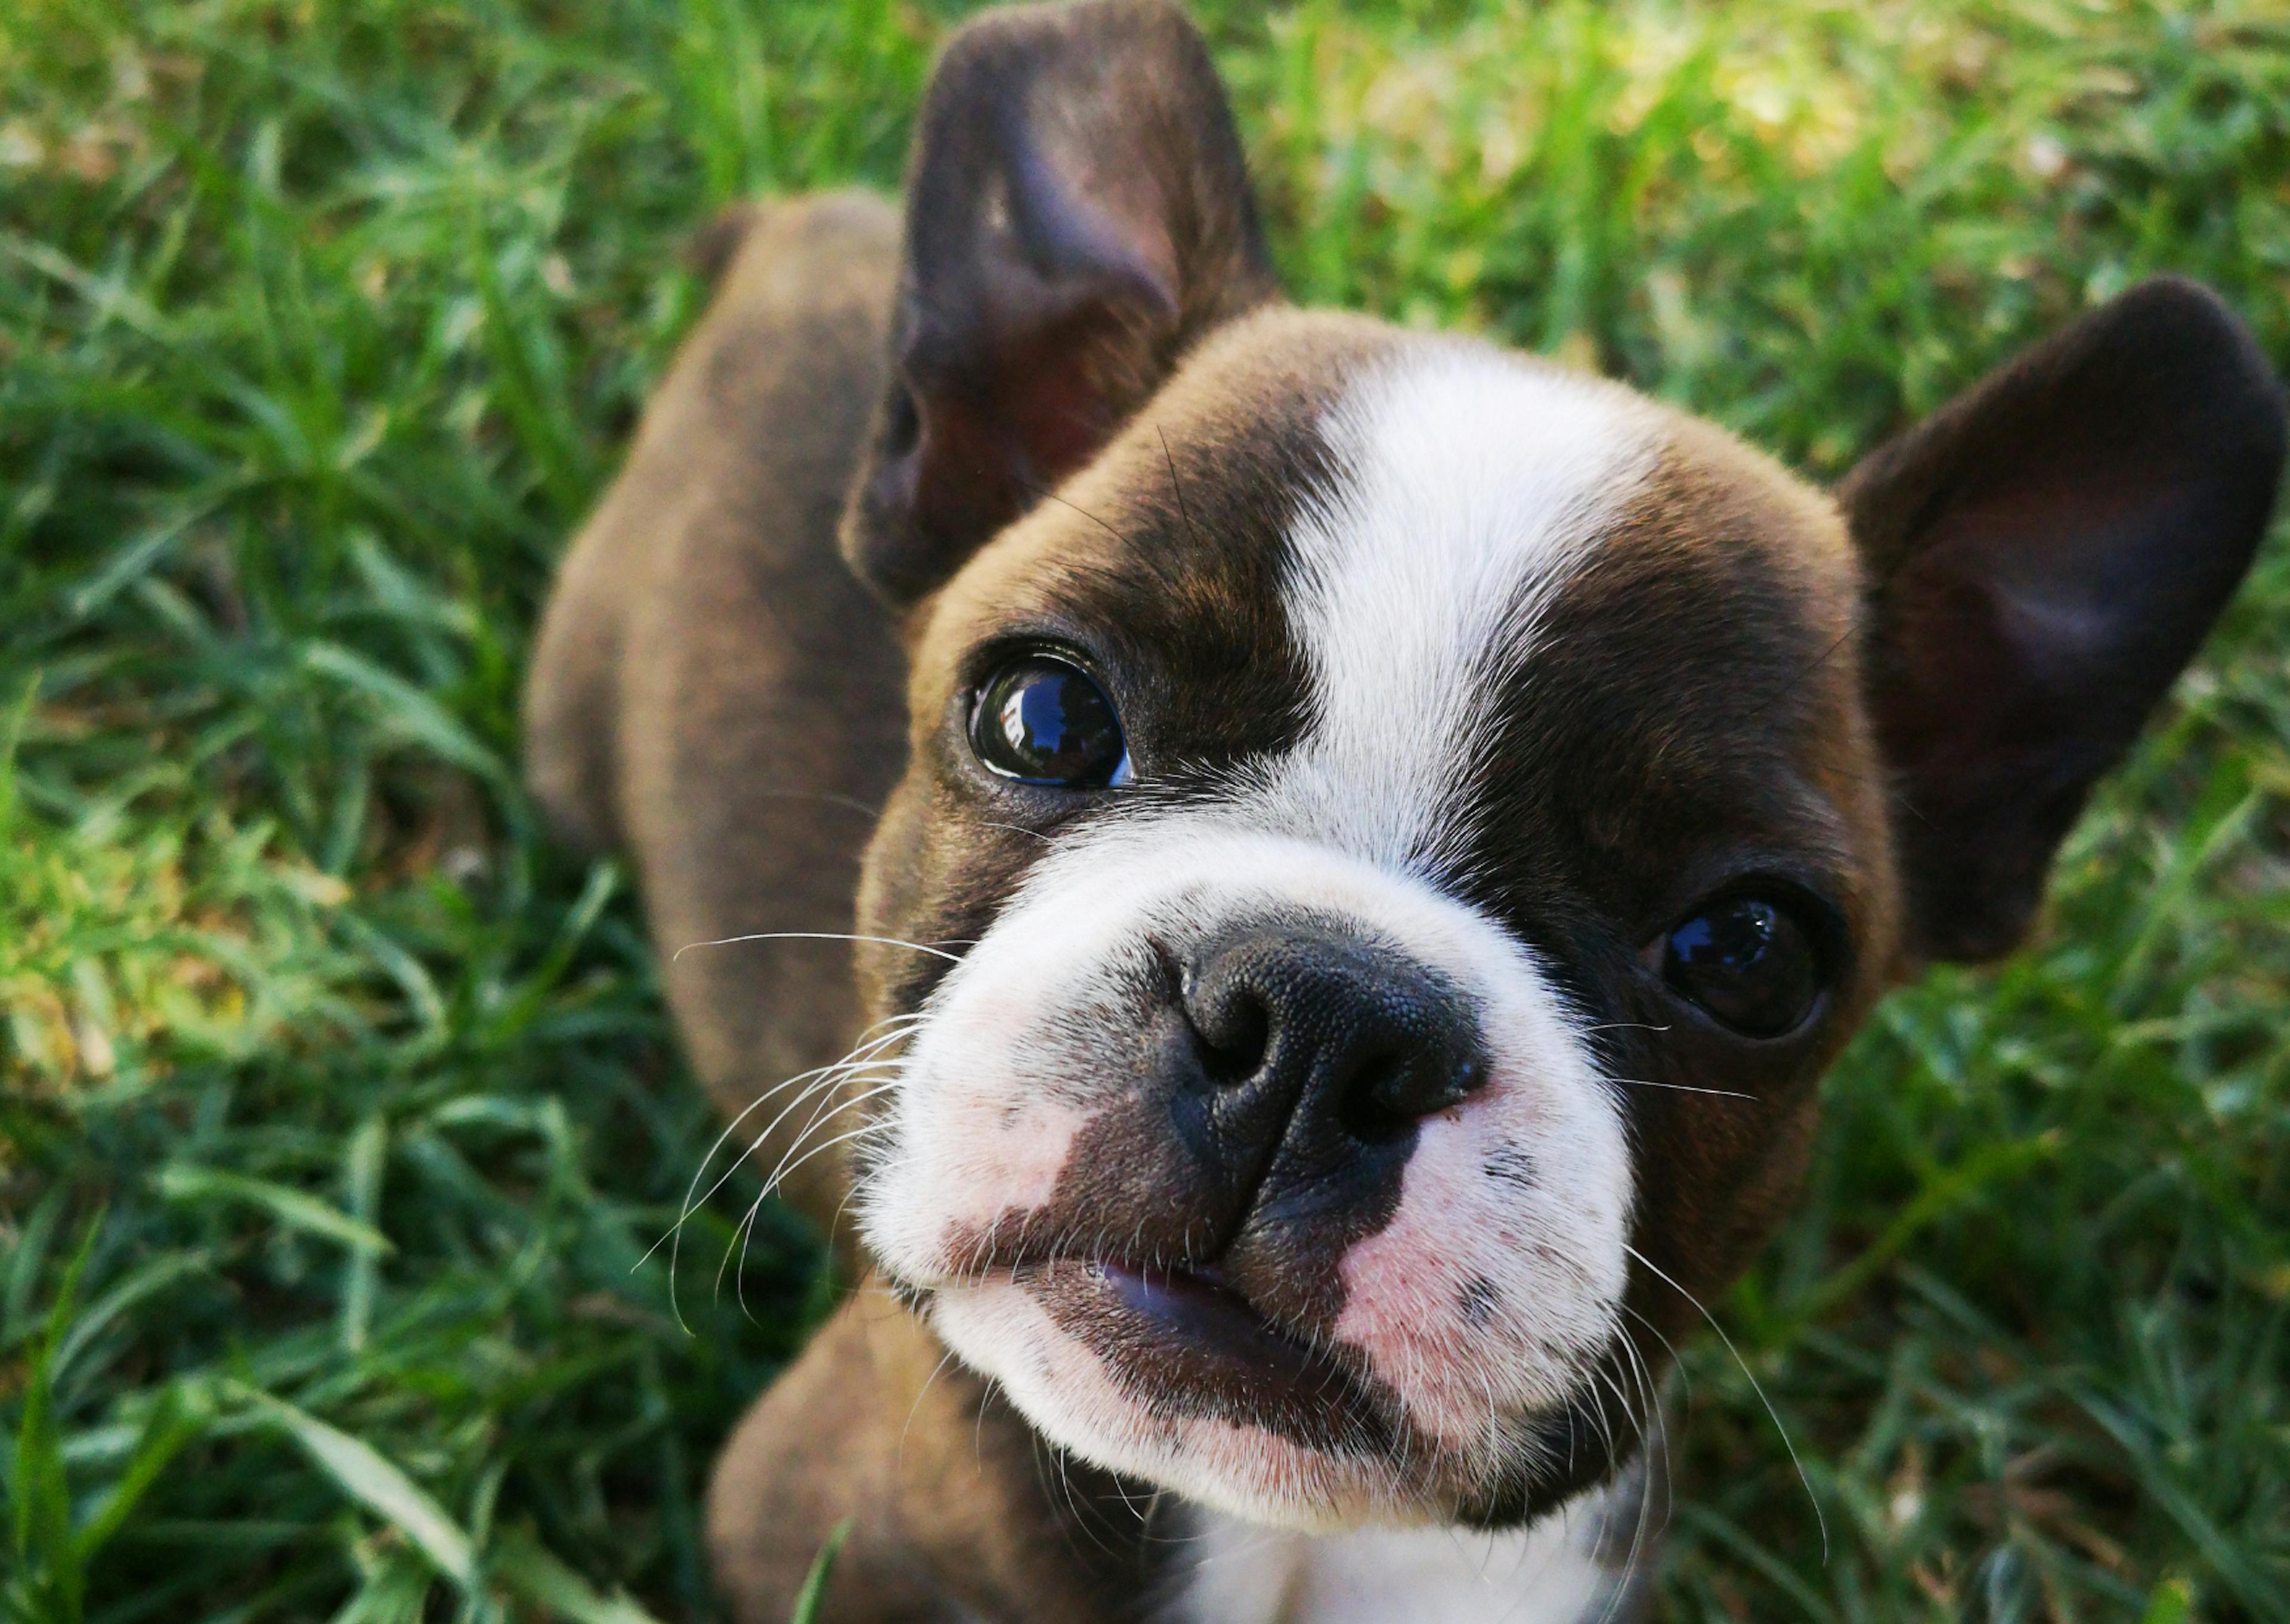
xmin=523 ymin=2 xmax=2286 ymax=1619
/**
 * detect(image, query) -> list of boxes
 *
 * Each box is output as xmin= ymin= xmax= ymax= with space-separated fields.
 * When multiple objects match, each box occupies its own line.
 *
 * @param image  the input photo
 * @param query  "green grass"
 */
xmin=1 ymin=0 xmax=2286 ymax=1619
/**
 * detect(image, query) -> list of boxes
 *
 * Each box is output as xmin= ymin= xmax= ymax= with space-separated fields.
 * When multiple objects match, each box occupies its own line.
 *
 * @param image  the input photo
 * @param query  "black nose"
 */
xmin=1169 ymin=920 xmax=1486 ymax=1194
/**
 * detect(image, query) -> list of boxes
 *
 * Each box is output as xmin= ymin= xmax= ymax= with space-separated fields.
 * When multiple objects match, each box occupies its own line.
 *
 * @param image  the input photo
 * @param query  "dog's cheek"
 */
xmin=862 ymin=1012 xmax=1101 ymax=1281
xmin=1333 ymin=1076 xmax=1631 ymax=1453
xmin=862 ymin=888 xmax=1180 ymax=1281
xmin=893 ymin=1093 xmax=1099 ymax=1278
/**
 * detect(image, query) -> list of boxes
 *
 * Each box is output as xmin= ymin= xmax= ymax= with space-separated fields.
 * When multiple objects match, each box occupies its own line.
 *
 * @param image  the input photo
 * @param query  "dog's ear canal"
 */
xmin=1841 ymin=276 xmax=2285 ymax=964
xmin=840 ymin=0 xmax=1280 ymax=606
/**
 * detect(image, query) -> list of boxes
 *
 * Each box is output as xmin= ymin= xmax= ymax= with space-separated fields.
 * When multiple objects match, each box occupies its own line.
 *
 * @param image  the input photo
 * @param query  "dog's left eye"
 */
xmin=1653 ymin=894 xmax=1824 ymax=1039
xmin=970 ymin=656 xmax=1131 ymax=788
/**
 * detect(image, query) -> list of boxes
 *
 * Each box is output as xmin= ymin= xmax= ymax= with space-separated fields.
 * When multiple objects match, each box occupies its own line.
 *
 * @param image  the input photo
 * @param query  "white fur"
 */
xmin=859 ymin=342 xmax=1664 ymax=1525
xmin=1258 ymin=345 xmax=1661 ymax=871
xmin=1172 ymin=1499 xmax=1631 ymax=1624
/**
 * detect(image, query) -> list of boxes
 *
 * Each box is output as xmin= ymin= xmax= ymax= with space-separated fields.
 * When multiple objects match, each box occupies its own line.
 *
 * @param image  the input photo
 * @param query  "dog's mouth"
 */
xmin=1022 ymin=1256 xmax=1397 ymax=1455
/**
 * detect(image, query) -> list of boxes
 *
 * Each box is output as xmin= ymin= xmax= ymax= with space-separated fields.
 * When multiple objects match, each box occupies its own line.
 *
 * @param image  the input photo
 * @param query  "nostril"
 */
xmin=1187 ymin=980 xmax=1272 ymax=1087
xmin=1169 ymin=923 xmax=1486 ymax=1159
xmin=1341 ymin=1042 xmax=1486 ymax=1139
xmin=1169 ymin=939 xmax=1274 ymax=1089
xmin=1335 ymin=1045 xmax=1413 ymax=1142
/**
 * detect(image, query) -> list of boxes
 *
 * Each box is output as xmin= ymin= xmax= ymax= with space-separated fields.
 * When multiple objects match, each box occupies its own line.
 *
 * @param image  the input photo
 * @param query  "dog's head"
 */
xmin=841 ymin=0 xmax=2283 ymax=1532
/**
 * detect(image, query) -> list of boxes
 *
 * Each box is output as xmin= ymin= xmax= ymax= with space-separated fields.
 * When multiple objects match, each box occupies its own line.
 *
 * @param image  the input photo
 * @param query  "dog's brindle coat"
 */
xmin=525 ymin=4 xmax=2285 ymax=1619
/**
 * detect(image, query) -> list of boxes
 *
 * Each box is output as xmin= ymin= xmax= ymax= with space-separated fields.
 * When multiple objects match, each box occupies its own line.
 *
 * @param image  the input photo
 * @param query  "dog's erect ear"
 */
xmin=1842 ymin=277 xmax=2285 ymax=963
xmin=840 ymin=0 xmax=1280 ymax=606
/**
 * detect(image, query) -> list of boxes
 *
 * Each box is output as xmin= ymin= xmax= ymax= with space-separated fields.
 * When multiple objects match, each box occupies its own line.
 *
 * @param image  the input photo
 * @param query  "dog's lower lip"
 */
xmin=1021 ymin=1256 xmax=1389 ymax=1451
xmin=1094 ymin=1260 xmax=1316 ymax=1370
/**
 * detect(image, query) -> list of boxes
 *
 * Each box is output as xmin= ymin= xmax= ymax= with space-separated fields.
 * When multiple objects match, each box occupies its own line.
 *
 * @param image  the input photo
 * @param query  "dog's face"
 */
xmin=835 ymin=0 xmax=2281 ymax=1534
xmin=858 ymin=315 xmax=1898 ymax=1524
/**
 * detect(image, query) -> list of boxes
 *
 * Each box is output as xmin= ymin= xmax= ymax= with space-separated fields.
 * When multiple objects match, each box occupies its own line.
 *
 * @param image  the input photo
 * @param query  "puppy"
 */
xmin=524 ymin=3 xmax=2286 ymax=1619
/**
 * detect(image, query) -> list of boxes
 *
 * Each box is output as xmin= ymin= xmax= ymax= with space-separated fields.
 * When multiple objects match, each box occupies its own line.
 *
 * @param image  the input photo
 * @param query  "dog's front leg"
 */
xmin=708 ymin=1284 xmax=1176 ymax=1624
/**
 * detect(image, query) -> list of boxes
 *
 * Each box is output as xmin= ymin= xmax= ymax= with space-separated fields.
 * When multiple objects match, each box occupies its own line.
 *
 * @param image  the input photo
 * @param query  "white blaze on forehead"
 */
xmin=1270 ymin=345 xmax=1661 ymax=868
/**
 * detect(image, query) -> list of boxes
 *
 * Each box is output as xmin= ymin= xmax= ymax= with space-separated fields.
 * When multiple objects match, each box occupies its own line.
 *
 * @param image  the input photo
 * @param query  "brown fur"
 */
xmin=709 ymin=1281 xmax=1175 ymax=1624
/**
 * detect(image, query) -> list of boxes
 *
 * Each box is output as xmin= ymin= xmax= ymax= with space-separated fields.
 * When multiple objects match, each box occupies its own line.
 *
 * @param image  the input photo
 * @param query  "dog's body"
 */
xmin=526 ymin=5 xmax=2285 ymax=1620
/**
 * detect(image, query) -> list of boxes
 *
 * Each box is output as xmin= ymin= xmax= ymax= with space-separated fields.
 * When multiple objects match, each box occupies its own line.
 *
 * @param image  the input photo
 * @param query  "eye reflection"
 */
xmin=971 ymin=656 xmax=1129 ymax=786
xmin=1658 ymin=894 xmax=1822 ymax=1038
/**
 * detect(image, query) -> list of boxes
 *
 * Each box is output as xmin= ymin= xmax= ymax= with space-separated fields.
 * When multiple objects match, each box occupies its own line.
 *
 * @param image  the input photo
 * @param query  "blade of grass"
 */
xmin=230 ymin=1384 xmax=476 ymax=1589
xmin=787 ymin=1518 xmax=852 ymax=1624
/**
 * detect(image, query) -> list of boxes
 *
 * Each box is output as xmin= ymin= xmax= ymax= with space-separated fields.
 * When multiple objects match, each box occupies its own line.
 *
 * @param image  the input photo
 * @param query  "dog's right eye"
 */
xmin=970 ymin=656 xmax=1130 ymax=788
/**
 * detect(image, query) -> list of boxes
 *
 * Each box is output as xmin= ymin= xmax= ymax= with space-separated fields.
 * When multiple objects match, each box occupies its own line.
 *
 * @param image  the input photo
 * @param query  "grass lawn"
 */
xmin=4 ymin=0 xmax=2288 ymax=1619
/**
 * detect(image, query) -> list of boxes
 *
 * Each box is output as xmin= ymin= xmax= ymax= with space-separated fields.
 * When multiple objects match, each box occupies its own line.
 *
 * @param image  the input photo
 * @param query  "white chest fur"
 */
xmin=1169 ymin=1483 xmax=1640 ymax=1624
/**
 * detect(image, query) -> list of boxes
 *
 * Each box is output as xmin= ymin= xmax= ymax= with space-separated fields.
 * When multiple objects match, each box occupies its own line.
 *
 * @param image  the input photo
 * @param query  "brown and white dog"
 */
xmin=524 ymin=3 xmax=2286 ymax=1619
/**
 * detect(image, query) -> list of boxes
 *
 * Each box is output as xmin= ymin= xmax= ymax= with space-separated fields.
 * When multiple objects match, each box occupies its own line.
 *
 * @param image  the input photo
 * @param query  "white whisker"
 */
xmin=1605 ymin=1076 xmax=1757 ymax=1102
xmin=671 ymin=929 xmax=965 ymax=963
xmin=652 ymin=1015 xmax=925 ymax=1327
xmin=1624 ymin=1241 xmax=1826 ymax=1560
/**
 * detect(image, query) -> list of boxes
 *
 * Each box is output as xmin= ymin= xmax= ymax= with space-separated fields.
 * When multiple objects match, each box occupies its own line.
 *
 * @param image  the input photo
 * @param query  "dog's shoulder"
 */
xmin=523 ymin=189 xmax=899 ymax=854
xmin=522 ymin=187 xmax=908 ymax=1230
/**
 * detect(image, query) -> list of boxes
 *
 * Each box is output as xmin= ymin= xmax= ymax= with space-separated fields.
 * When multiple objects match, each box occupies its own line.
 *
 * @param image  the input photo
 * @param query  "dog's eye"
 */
xmin=970 ymin=656 xmax=1130 ymax=788
xmin=1655 ymin=895 xmax=1822 ymax=1038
